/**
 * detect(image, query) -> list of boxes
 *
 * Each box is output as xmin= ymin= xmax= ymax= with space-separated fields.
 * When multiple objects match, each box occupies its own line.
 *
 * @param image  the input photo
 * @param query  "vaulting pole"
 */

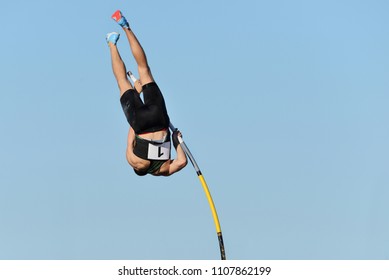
xmin=169 ymin=122 xmax=226 ymax=260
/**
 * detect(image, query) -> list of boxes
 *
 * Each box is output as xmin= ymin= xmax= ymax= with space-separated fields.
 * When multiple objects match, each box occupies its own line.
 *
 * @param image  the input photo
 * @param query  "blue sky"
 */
xmin=1 ymin=0 xmax=388 ymax=259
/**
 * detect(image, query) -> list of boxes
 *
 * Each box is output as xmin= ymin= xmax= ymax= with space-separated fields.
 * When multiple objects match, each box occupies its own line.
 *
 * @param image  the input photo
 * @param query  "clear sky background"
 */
xmin=0 ymin=0 xmax=388 ymax=260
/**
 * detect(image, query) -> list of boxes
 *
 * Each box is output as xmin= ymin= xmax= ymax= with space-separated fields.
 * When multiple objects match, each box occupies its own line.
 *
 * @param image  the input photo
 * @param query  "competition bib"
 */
xmin=147 ymin=141 xmax=170 ymax=160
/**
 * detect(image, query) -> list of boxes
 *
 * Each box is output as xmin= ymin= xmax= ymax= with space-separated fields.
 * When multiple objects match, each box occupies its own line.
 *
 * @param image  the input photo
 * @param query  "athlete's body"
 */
xmin=107 ymin=10 xmax=187 ymax=176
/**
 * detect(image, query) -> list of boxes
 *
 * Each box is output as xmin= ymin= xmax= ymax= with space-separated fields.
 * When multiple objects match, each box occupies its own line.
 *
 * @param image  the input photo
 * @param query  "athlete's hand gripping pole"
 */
xmin=169 ymin=122 xmax=226 ymax=260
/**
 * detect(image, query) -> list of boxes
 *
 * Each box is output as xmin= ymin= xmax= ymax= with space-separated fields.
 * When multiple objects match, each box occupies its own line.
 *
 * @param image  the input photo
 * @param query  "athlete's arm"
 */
xmin=166 ymin=133 xmax=187 ymax=175
xmin=126 ymin=127 xmax=142 ymax=168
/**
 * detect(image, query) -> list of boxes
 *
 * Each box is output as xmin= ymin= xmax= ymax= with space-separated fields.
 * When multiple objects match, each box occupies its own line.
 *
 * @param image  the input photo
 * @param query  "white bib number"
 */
xmin=147 ymin=142 xmax=170 ymax=160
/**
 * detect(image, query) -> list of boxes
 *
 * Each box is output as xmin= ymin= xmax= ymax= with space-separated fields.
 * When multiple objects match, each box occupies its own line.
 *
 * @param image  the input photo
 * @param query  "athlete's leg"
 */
xmin=123 ymin=28 xmax=154 ymax=86
xmin=112 ymin=11 xmax=154 ymax=85
xmin=107 ymin=33 xmax=133 ymax=97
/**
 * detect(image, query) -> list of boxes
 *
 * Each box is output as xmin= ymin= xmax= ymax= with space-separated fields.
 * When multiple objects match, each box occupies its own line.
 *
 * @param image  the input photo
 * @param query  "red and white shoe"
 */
xmin=111 ymin=10 xmax=129 ymax=28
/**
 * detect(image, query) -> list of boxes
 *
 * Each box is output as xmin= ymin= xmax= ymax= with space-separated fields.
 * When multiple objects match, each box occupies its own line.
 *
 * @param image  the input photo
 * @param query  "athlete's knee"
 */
xmin=138 ymin=64 xmax=151 ymax=76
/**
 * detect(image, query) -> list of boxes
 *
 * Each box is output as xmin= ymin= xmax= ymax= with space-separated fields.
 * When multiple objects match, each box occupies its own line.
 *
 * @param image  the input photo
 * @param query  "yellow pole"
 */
xmin=170 ymin=122 xmax=226 ymax=260
xmin=198 ymin=174 xmax=226 ymax=260
xmin=198 ymin=174 xmax=221 ymax=233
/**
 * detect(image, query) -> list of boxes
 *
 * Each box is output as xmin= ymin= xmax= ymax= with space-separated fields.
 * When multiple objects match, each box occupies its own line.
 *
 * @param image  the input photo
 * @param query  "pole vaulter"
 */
xmin=108 ymin=8 xmax=225 ymax=258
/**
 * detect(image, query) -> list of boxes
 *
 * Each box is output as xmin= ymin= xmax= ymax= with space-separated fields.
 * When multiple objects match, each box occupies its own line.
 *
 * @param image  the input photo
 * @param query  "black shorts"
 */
xmin=120 ymin=82 xmax=170 ymax=134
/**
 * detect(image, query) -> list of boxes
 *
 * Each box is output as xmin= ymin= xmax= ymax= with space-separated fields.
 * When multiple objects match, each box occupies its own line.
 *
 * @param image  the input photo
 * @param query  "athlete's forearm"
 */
xmin=175 ymin=144 xmax=188 ymax=167
xmin=126 ymin=128 xmax=137 ymax=165
xmin=127 ymin=127 xmax=136 ymax=147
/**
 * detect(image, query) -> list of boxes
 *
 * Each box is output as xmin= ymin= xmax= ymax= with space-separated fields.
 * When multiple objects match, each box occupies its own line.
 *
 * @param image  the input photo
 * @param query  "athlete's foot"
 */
xmin=111 ymin=10 xmax=129 ymax=29
xmin=106 ymin=32 xmax=120 ymax=46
